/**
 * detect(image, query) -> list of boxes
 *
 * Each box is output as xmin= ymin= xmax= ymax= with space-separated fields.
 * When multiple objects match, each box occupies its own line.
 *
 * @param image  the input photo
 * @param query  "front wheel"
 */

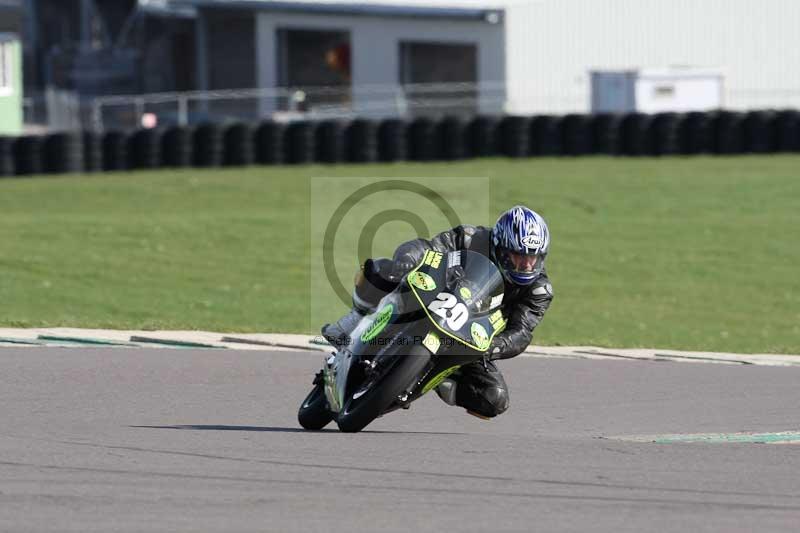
xmin=337 ymin=350 xmax=431 ymax=433
xmin=298 ymin=381 xmax=334 ymax=430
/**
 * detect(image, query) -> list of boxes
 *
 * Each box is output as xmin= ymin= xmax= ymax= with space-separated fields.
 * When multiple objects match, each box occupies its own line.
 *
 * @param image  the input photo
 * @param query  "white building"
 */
xmin=181 ymin=0 xmax=800 ymax=116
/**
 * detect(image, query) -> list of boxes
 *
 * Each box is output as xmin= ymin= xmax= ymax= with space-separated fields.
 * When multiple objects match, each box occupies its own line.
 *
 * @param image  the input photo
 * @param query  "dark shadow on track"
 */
xmin=131 ymin=424 xmax=467 ymax=435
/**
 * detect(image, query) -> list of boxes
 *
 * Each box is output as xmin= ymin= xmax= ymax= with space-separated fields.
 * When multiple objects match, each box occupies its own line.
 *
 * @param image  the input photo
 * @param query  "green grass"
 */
xmin=0 ymin=156 xmax=798 ymax=353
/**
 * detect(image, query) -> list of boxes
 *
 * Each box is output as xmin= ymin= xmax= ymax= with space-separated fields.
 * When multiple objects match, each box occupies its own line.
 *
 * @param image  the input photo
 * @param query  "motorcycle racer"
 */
xmin=322 ymin=206 xmax=554 ymax=419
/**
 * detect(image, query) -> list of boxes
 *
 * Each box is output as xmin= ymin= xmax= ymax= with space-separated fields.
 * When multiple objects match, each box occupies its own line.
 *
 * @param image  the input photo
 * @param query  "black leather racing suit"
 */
xmin=361 ymin=225 xmax=554 ymax=417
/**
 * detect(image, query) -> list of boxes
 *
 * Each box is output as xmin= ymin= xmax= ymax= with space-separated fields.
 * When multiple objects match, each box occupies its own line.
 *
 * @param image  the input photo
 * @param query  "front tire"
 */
xmin=337 ymin=350 xmax=431 ymax=433
xmin=298 ymin=382 xmax=334 ymax=430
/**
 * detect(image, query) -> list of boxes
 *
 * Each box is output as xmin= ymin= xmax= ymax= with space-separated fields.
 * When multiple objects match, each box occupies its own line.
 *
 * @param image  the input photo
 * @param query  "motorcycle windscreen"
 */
xmin=406 ymin=249 xmax=507 ymax=352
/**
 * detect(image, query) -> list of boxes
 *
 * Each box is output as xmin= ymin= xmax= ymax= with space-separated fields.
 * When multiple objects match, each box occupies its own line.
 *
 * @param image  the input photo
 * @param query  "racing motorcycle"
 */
xmin=298 ymin=249 xmax=507 ymax=433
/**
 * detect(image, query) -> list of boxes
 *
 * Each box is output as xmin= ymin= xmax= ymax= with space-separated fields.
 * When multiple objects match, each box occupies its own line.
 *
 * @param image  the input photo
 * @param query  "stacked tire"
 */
xmin=773 ymin=110 xmax=800 ymax=152
xmin=466 ymin=116 xmax=499 ymax=158
xmin=560 ymin=114 xmax=593 ymax=156
xmin=224 ymin=123 xmax=255 ymax=166
xmin=43 ymin=132 xmax=83 ymax=174
xmin=648 ymin=113 xmax=681 ymax=156
xmin=13 ymin=136 xmax=44 ymax=175
xmin=285 ymin=121 xmax=315 ymax=164
xmin=711 ymin=111 xmax=745 ymax=154
xmin=377 ymin=119 xmax=407 ymax=162
xmin=102 ymin=131 xmax=129 ymax=171
xmin=193 ymin=123 xmax=224 ymax=167
xmin=255 ymin=121 xmax=285 ymax=165
xmin=407 ymin=117 xmax=439 ymax=161
xmin=315 ymin=120 xmax=348 ymax=163
xmin=82 ymin=131 xmax=103 ymax=172
xmin=591 ymin=113 xmax=622 ymax=155
xmin=128 ymin=129 xmax=161 ymax=170
xmin=438 ymin=116 xmax=467 ymax=160
xmin=620 ymin=113 xmax=651 ymax=156
xmin=679 ymin=112 xmax=713 ymax=154
xmin=161 ymin=126 xmax=193 ymax=168
xmin=529 ymin=116 xmax=560 ymax=156
xmin=499 ymin=116 xmax=529 ymax=157
xmin=742 ymin=111 xmax=773 ymax=153
xmin=347 ymin=119 xmax=378 ymax=163
xmin=0 ymin=136 xmax=17 ymax=176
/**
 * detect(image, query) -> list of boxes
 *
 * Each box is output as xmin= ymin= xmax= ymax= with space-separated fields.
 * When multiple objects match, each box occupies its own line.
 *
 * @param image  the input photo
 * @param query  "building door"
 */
xmin=399 ymin=41 xmax=477 ymax=116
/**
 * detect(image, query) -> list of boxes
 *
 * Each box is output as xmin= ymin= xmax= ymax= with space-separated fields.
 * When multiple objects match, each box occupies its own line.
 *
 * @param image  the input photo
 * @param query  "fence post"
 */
xmin=91 ymin=98 xmax=103 ymax=133
xmin=177 ymin=94 xmax=188 ymax=127
xmin=134 ymin=97 xmax=145 ymax=130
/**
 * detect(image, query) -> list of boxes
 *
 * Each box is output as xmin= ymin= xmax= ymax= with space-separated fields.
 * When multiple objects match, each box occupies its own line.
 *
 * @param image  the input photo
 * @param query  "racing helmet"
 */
xmin=491 ymin=206 xmax=550 ymax=286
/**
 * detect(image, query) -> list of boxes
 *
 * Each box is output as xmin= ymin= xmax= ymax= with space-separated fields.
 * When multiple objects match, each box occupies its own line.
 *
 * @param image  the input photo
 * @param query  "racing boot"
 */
xmin=321 ymin=258 xmax=398 ymax=348
xmin=321 ymin=307 xmax=366 ymax=348
xmin=435 ymin=378 xmax=458 ymax=405
xmin=436 ymin=379 xmax=491 ymax=420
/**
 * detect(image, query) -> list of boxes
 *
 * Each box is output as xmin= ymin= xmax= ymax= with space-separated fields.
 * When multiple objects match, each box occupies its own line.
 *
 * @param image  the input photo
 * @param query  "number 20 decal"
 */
xmin=428 ymin=292 xmax=469 ymax=330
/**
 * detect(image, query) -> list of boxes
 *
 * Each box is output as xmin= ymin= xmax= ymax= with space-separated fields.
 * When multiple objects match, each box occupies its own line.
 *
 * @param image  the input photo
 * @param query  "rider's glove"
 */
xmin=487 ymin=337 xmax=507 ymax=361
xmin=388 ymin=255 xmax=417 ymax=283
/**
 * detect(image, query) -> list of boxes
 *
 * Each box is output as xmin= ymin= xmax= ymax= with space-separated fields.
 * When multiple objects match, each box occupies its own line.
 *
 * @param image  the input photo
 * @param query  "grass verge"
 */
xmin=0 ymin=156 xmax=798 ymax=353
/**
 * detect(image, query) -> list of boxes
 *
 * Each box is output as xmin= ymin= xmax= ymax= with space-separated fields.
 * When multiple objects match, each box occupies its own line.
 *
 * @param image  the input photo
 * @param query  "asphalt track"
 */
xmin=1 ymin=347 xmax=799 ymax=533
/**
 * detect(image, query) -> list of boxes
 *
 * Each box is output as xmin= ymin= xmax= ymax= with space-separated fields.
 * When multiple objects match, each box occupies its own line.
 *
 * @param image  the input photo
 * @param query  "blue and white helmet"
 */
xmin=491 ymin=206 xmax=550 ymax=285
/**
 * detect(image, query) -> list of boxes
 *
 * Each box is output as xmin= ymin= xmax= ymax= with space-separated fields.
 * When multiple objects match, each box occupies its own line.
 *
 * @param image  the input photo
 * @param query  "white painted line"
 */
xmin=0 ymin=328 xmax=797 ymax=366
xmin=609 ymin=431 xmax=800 ymax=444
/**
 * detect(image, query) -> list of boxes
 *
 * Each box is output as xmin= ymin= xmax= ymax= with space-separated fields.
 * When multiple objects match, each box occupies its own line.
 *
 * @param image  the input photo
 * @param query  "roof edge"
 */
xmin=179 ymin=1 xmax=504 ymax=22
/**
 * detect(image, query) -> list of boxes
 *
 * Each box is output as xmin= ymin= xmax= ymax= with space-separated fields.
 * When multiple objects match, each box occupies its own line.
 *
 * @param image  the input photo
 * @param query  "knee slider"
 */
xmin=482 ymin=385 xmax=510 ymax=416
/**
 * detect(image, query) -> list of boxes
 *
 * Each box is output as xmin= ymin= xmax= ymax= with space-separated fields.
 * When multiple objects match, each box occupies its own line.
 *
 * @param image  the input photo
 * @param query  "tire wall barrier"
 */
xmin=254 ymin=121 xmax=285 ymax=165
xmin=224 ymin=123 xmax=255 ymax=166
xmin=774 ymin=110 xmax=800 ymax=152
xmin=128 ymin=129 xmax=162 ymax=170
xmin=467 ymin=116 xmax=499 ymax=158
xmin=102 ymin=131 xmax=129 ymax=171
xmin=679 ymin=112 xmax=713 ymax=154
xmin=0 ymin=136 xmax=17 ymax=176
xmin=530 ymin=116 xmax=561 ymax=156
xmin=14 ymin=136 xmax=44 ymax=175
xmin=2 ymin=109 xmax=799 ymax=177
xmin=499 ymin=116 xmax=530 ymax=157
xmin=712 ymin=111 xmax=745 ymax=154
xmin=591 ymin=113 xmax=622 ymax=155
xmin=193 ymin=123 xmax=224 ymax=167
xmin=347 ymin=119 xmax=377 ymax=163
xmin=377 ymin=119 xmax=406 ymax=162
xmin=439 ymin=116 xmax=466 ymax=161
xmin=407 ymin=117 xmax=439 ymax=161
xmin=285 ymin=121 xmax=315 ymax=164
xmin=161 ymin=126 xmax=193 ymax=168
xmin=83 ymin=131 xmax=103 ymax=172
xmin=43 ymin=132 xmax=84 ymax=174
xmin=315 ymin=120 xmax=347 ymax=163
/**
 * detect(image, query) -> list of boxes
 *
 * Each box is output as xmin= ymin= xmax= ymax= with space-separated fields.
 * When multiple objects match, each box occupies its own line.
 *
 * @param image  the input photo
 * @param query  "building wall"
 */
xmin=504 ymin=0 xmax=800 ymax=114
xmin=206 ymin=10 xmax=256 ymax=90
xmin=255 ymin=11 xmax=505 ymax=116
xmin=0 ymin=36 xmax=22 ymax=135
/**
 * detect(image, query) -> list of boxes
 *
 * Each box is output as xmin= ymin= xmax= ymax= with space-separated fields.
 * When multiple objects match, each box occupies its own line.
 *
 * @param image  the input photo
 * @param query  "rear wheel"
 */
xmin=337 ymin=350 xmax=431 ymax=433
xmin=298 ymin=379 xmax=334 ymax=430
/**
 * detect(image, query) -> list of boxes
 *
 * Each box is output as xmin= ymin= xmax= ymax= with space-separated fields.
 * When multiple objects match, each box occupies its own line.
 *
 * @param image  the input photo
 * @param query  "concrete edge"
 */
xmin=0 ymin=328 xmax=797 ymax=366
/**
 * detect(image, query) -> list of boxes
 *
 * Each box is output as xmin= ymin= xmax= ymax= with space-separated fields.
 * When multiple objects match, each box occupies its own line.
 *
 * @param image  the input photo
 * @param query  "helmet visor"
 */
xmin=504 ymin=249 xmax=539 ymax=274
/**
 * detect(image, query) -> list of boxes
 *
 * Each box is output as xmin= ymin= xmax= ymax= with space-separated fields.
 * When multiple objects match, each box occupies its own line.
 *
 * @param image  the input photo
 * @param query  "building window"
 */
xmin=276 ymin=29 xmax=351 ymax=112
xmin=0 ymin=40 xmax=13 ymax=96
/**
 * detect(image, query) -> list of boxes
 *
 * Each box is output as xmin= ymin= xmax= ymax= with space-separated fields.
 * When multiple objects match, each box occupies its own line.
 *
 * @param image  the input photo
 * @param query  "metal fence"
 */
xmin=21 ymin=82 xmax=800 ymax=134
xmin=86 ymin=82 xmax=509 ymax=132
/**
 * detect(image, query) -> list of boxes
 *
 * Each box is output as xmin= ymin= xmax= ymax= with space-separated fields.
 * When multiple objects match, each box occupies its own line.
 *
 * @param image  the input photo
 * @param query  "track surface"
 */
xmin=1 ymin=348 xmax=799 ymax=532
